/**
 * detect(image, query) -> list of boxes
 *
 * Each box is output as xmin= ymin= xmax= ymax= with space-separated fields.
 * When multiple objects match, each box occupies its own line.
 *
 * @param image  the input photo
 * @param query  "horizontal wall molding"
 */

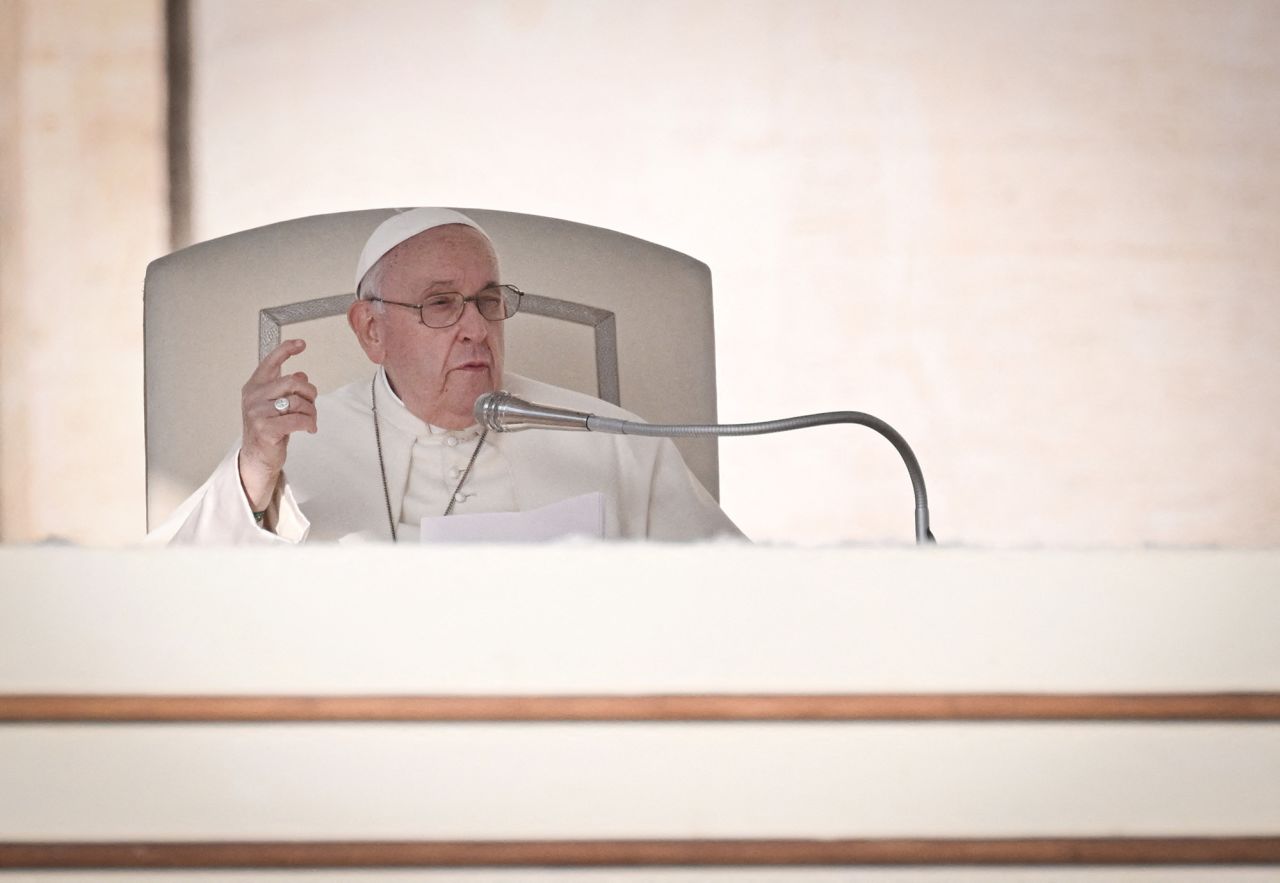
xmin=2 ymin=693 xmax=1279 ymax=722
xmin=2 ymin=838 xmax=1279 ymax=868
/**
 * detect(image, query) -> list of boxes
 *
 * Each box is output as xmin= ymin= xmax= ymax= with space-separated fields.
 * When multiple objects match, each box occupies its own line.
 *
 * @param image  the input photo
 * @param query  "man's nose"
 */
xmin=455 ymin=299 xmax=489 ymax=341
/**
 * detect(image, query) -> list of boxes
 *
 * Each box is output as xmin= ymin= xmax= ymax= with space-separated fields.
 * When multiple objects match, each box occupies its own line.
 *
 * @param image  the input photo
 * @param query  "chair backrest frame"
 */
xmin=258 ymin=292 xmax=621 ymax=406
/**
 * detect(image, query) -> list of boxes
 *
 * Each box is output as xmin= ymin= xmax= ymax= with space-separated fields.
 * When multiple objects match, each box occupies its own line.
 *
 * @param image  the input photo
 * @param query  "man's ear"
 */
xmin=347 ymin=299 xmax=386 ymax=363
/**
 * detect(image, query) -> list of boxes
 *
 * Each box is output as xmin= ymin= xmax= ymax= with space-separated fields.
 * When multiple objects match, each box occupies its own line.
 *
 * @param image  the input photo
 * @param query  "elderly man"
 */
xmin=153 ymin=208 xmax=742 ymax=543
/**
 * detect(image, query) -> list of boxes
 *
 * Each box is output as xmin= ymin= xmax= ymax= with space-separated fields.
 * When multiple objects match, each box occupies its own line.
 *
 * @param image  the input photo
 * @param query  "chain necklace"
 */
xmin=370 ymin=372 xmax=488 ymax=543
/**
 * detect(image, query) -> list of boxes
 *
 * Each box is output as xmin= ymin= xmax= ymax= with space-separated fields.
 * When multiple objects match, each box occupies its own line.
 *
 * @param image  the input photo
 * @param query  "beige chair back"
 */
xmin=144 ymin=209 xmax=722 ymax=528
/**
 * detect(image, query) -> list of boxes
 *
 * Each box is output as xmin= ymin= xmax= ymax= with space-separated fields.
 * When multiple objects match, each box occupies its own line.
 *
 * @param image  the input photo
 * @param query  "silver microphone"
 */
xmin=474 ymin=390 xmax=936 ymax=544
xmin=474 ymin=390 xmax=592 ymax=432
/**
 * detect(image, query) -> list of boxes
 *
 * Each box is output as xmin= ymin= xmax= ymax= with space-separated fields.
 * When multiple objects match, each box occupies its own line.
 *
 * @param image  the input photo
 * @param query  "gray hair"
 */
xmin=356 ymin=257 xmax=387 ymax=313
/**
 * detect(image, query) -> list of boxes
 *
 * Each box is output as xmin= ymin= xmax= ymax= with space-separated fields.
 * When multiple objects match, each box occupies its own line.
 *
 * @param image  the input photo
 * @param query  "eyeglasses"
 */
xmin=365 ymin=284 xmax=524 ymax=328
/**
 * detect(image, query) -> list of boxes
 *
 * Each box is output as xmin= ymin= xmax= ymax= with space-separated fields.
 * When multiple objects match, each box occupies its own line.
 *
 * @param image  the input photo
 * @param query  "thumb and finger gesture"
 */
xmin=238 ymin=339 xmax=318 ymax=510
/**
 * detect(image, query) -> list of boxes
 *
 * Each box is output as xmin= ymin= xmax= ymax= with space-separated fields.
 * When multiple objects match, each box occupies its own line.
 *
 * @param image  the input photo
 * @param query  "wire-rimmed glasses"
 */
xmin=365 ymin=284 xmax=524 ymax=328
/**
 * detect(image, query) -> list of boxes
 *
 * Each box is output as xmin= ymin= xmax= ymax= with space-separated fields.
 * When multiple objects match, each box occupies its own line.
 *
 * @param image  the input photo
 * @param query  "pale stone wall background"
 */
xmin=1 ymin=0 xmax=1277 ymax=546
xmin=0 ymin=0 xmax=165 ymax=545
xmin=187 ymin=0 xmax=1280 ymax=547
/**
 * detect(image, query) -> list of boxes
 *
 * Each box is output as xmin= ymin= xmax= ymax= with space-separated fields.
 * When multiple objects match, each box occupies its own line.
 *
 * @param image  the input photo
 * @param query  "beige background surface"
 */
xmin=0 ymin=0 xmax=165 ymax=544
xmin=2 ymin=0 xmax=1278 ymax=546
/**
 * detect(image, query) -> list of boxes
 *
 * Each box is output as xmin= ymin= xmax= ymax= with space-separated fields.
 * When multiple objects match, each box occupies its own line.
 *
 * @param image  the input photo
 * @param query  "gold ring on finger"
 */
xmin=273 ymin=396 xmax=290 ymax=414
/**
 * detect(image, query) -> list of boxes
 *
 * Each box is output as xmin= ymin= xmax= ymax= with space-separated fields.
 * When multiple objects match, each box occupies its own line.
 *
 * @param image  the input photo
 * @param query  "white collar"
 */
xmin=375 ymin=366 xmax=481 ymax=440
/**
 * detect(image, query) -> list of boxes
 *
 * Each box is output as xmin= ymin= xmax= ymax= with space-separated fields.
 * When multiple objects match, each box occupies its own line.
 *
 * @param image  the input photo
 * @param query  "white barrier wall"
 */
xmin=2 ymin=546 xmax=1277 ymax=878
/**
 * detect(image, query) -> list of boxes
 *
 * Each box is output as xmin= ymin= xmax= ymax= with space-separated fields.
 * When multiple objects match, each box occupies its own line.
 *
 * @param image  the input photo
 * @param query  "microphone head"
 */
xmin=472 ymin=391 xmax=593 ymax=432
xmin=473 ymin=390 xmax=514 ymax=431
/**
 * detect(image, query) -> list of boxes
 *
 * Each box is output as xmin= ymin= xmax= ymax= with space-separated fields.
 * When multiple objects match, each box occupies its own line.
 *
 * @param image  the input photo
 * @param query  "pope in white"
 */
xmin=152 ymin=208 xmax=742 ymax=544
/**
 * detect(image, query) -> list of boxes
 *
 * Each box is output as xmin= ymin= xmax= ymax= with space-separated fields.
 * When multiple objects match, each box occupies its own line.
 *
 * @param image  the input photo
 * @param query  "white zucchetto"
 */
xmin=354 ymin=207 xmax=490 ymax=292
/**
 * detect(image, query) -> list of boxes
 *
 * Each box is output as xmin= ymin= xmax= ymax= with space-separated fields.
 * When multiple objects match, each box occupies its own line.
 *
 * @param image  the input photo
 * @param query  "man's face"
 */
xmin=368 ymin=224 xmax=505 ymax=429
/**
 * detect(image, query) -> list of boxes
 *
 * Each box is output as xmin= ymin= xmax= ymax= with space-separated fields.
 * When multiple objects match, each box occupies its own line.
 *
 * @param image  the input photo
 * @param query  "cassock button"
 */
xmin=446 ymin=436 xmax=459 ymax=447
xmin=453 ymin=492 xmax=467 ymax=503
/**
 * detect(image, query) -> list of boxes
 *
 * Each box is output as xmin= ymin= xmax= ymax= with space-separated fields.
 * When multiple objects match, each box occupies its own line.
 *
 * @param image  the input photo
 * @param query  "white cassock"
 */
xmin=150 ymin=370 xmax=743 ymax=544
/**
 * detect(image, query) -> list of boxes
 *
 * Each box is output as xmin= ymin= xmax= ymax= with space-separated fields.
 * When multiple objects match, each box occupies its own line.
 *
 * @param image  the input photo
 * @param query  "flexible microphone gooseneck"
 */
xmin=474 ymin=391 xmax=936 ymax=545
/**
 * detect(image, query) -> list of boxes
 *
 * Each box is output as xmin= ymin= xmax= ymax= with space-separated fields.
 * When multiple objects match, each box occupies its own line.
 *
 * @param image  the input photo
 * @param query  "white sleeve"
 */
xmin=144 ymin=446 xmax=311 ymax=546
xmin=645 ymin=438 xmax=746 ymax=542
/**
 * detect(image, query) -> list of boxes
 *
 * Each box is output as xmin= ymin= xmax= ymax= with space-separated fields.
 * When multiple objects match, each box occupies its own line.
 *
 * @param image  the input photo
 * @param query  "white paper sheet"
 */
xmin=418 ymin=492 xmax=605 ymax=543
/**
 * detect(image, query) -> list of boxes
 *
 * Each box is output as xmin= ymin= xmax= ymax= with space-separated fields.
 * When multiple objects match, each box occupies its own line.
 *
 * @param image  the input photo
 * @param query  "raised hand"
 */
xmin=238 ymin=339 xmax=318 ymax=511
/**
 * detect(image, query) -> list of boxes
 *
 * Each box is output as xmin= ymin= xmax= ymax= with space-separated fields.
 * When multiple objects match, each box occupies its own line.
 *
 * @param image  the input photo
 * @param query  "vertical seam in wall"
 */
xmin=153 ymin=0 xmax=193 ymax=531
xmin=165 ymin=0 xmax=192 ymax=251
